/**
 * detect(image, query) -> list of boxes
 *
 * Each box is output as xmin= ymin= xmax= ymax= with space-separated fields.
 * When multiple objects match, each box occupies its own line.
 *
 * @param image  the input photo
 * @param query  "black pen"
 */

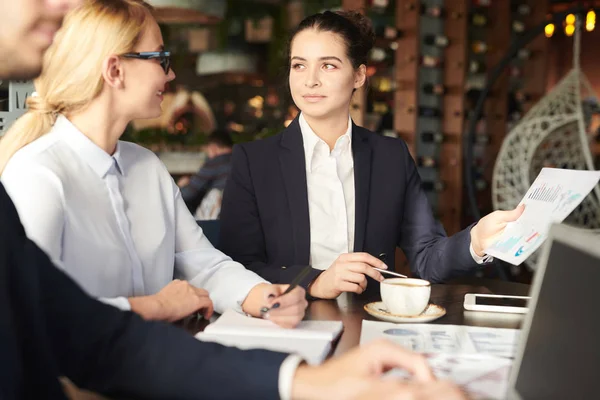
xmin=260 ymin=265 xmax=312 ymax=315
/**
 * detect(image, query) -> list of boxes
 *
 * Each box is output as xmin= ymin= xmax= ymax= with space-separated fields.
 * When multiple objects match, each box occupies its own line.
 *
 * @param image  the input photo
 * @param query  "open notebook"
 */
xmin=195 ymin=309 xmax=344 ymax=365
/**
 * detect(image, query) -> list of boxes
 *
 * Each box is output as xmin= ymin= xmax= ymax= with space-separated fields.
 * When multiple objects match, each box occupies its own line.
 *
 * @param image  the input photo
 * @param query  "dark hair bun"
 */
xmin=289 ymin=10 xmax=376 ymax=69
xmin=336 ymin=11 xmax=375 ymax=54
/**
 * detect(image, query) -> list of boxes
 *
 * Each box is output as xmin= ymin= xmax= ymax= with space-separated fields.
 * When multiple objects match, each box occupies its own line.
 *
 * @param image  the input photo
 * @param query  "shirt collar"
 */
xmin=53 ymin=115 xmax=126 ymax=177
xmin=299 ymin=112 xmax=352 ymax=173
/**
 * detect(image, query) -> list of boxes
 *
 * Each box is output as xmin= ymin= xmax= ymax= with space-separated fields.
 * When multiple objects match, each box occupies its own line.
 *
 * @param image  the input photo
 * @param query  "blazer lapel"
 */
xmin=279 ymin=118 xmax=311 ymax=264
xmin=352 ymin=124 xmax=372 ymax=252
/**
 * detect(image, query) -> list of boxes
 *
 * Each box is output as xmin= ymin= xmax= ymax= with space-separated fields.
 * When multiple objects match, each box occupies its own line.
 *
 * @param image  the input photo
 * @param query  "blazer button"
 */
xmin=378 ymin=253 xmax=387 ymax=263
xmin=281 ymin=266 xmax=287 ymax=269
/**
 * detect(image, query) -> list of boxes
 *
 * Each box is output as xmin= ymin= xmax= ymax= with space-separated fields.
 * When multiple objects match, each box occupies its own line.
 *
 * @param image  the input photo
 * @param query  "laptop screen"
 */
xmin=513 ymin=240 xmax=600 ymax=399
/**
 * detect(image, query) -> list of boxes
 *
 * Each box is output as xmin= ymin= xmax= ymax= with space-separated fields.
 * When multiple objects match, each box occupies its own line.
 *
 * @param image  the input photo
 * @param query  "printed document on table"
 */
xmin=484 ymin=168 xmax=600 ymax=265
xmin=360 ymin=320 xmax=520 ymax=358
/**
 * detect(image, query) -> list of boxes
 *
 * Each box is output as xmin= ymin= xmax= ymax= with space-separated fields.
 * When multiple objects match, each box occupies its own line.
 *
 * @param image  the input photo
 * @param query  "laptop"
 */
xmin=507 ymin=223 xmax=600 ymax=400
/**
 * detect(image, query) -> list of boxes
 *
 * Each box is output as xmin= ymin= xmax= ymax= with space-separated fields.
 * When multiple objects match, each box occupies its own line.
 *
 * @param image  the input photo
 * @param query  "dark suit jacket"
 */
xmin=219 ymin=118 xmax=480 ymax=288
xmin=0 ymin=183 xmax=285 ymax=400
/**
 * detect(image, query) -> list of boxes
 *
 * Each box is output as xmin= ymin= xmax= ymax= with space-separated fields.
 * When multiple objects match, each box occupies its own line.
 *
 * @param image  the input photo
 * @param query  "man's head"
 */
xmin=0 ymin=0 xmax=80 ymax=80
xmin=203 ymin=130 xmax=233 ymax=159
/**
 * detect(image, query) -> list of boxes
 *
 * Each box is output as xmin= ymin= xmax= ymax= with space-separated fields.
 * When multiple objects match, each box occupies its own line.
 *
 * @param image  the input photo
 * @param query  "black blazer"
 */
xmin=0 ymin=183 xmax=285 ymax=400
xmin=219 ymin=118 xmax=480 ymax=288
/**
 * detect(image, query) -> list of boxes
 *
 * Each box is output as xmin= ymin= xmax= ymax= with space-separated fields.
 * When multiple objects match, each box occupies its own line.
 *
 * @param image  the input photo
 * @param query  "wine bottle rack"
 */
xmin=393 ymin=0 xmax=472 ymax=236
xmin=394 ymin=0 xmax=420 ymax=156
xmin=343 ymin=0 xmax=368 ymax=126
xmin=518 ymin=0 xmax=549 ymax=116
xmin=440 ymin=0 xmax=468 ymax=235
xmin=467 ymin=0 xmax=511 ymax=222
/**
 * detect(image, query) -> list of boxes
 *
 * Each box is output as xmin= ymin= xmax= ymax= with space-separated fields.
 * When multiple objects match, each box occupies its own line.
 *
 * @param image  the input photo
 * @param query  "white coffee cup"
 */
xmin=380 ymin=278 xmax=431 ymax=316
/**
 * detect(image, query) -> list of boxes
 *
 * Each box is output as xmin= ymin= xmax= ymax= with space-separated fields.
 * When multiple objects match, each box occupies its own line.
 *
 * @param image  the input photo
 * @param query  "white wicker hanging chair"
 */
xmin=492 ymin=18 xmax=600 ymax=270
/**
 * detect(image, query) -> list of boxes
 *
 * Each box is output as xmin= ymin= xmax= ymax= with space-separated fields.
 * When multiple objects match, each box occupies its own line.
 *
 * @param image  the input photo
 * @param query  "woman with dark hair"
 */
xmin=219 ymin=10 xmax=524 ymax=299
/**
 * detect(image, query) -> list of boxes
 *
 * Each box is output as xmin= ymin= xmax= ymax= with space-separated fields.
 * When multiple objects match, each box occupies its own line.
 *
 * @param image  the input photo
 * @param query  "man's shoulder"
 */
xmin=0 ymin=183 xmax=24 ymax=236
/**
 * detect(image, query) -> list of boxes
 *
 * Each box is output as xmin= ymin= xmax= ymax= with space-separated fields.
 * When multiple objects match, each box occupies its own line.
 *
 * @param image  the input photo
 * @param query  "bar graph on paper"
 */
xmin=484 ymin=168 xmax=600 ymax=265
xmin=527 ymin=183 xmax=562 ymax=203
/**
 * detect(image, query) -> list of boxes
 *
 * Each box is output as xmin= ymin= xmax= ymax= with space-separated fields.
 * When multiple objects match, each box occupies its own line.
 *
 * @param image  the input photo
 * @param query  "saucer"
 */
xmin=364 ymin=302 xmax=446 ymax=323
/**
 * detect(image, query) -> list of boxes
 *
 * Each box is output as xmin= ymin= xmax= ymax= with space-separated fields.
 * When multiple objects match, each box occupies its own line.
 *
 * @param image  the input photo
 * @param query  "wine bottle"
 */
xmin=371 ymin=0 xmax=389 ymax=8
xmin=465 ymin=74 xmax=486 ymax=91
xmin=421 ymin=4 xmax=444 ymax=18
xmin=473 ymin=134 xmax=490 ymax=145
xmin=372 ymin=102 xmax=389 ymax=114
xmin=512 ymin=20 xmax=525 ymax=33
xmin=424 ymin=34 xmax=449 ymax=48
xmin=417 ymin=156 xmax=437 ymax=168
xmin=517 ymin=48 xmax=531 ymax=60
xmin=509 ymin=111 xmax=522 ymax=122
xmin=375 ymin=25 xmax=402 ymax=40
xmin=463 ymin=109 xmax=483 ymax=121
xmin=372 ymin=76 xmax=393 ymax=92
xmin=471 ymin=13 xmax=487 ymax=26
xmin=475 ymin=178 xmax=488 ymax=191
xmin=422 ymin=83 xmax=446 ymax=95
xmin=421 ymin=55 xmax=443 ymax=68
xmin=417 ymin=106 xmax=442 ymax=118
xmin=469 ymin=60 xmax=486 ymax=73
xmin=369 ymin=47 xmax=389 ymax=62
xmin=421 ymin=131 xmax=444 ymax=143
xmin=422 ymin=180 xmax=446 ymax=192
xmin=515 ymin=91 xmax=531 ymax=102
xmin=472 ymin=40 xmax=488 ymax=54
xmin=512 ymin=4 xmax=531 ymax=16
xmin=475 ymin=118 xmax=486 ymax=135
xmin=509 ymin=66 xmax=522 ymax=77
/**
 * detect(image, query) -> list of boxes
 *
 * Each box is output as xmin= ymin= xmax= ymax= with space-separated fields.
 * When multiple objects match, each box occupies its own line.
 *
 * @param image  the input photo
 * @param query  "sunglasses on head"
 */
xmin=120 ymin=51 xmax=172 ymax=75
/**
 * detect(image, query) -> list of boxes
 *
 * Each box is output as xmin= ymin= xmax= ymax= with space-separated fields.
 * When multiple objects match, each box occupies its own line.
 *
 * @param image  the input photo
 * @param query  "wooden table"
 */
xmin=68 ymin=278 xmax=529 ymax=399
xmin=183 ymin=277 xmax=530 ymax=356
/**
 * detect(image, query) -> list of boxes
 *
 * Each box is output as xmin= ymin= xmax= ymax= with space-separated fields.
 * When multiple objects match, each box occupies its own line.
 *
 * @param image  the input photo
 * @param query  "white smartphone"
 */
xmin=463 ymin=293 xmax=530 ymax=314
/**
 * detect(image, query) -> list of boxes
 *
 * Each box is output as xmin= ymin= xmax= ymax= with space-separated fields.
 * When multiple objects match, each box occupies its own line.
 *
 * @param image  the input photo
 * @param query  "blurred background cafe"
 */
xmin=1 ymin=0 xmax=600 ymax=281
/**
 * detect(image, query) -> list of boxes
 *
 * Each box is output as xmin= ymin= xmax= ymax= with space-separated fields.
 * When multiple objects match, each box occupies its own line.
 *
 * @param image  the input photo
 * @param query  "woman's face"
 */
xmin=119 ymin=19 xmax=175 ymax=120
xmin=288 ymin=28 xmax=365 ymax=121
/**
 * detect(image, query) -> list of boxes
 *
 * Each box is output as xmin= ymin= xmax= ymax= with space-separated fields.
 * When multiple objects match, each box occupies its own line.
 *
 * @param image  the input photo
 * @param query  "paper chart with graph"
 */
xmin=485 ymin=168 xmax=600 ymax=265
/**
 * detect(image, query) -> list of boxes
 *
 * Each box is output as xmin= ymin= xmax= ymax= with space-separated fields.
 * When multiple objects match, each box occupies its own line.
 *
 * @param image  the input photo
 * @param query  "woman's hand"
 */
xmin=308 ymin=253 xmax=386 ymax=299
xmin=471 ymin=205 xmax=525 ymax=256
xmin=242 ymin=283 xmax=308 ymax=328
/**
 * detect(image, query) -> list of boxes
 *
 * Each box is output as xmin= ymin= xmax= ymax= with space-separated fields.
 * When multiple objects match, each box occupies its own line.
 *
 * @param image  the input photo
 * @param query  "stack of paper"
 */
xmin=195 ymin=310 xmax=343 ymax=365
xmin=362 ymin=320 xmax=520 ymax=399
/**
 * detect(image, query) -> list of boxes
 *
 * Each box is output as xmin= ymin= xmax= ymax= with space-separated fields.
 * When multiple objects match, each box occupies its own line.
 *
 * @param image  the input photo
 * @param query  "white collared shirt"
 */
xmin=300 ymin=113 xmax=355 ymax=270
xmin=299 ymin=113 xmax=488 ymax=270
xmin=1 ymin=115 xmax=268 ymax=313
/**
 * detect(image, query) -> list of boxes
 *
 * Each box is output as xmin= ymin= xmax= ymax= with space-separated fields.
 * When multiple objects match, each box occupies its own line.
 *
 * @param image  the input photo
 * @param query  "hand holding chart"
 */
xmin=484 ymin=168 xmax=600 ymax=265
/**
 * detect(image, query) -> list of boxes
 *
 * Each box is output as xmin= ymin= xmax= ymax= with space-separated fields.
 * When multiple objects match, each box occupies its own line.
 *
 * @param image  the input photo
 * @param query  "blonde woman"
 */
xmin=0 ymin=0 xmax=307 ymax=326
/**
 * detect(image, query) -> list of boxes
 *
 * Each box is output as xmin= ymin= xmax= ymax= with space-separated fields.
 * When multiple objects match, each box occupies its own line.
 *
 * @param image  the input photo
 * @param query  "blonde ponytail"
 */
xmin=0 ymin=95 xmax=60 ymax=174
xmin=0 ymin=0 xmax=154 ymax=175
